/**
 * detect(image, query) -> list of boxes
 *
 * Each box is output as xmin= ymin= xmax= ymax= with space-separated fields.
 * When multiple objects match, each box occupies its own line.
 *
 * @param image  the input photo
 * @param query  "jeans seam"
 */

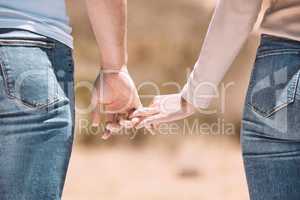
xmin=256 ymin=51 xmax=300 ymax=59
xmin=0 ymin=38 xmax=55 ymax=49
xmin=0 ymin=51 xmax=14 ymax=99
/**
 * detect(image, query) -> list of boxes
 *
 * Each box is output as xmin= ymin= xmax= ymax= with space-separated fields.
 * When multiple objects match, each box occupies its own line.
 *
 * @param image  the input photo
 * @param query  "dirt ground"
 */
xmin=63 ymin=137 xmax=249 ymax=200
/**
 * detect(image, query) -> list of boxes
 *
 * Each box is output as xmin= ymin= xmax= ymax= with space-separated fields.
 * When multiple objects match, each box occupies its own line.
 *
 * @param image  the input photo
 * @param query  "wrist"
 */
xmin=100 ymin=64 xmax=128 ymax=74
xmin=100 ymin=52 xmax=128 ymax=71
xmin=180 ymin=96 xmax=196 ymax=114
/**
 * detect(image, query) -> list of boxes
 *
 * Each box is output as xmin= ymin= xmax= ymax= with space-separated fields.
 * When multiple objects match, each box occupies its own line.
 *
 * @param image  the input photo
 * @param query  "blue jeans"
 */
xmin=242 ymin=34 xmax=300 ymax=200
xmin=0 ymin=29 xmax=74 ymax=199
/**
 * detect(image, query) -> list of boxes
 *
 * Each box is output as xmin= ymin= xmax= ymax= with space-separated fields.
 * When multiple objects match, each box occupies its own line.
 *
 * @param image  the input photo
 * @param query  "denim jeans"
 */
xmin=242 ymin=34 xmax=300 ymax=200
xmin=0 ymin=29 xmax=74 ymax=199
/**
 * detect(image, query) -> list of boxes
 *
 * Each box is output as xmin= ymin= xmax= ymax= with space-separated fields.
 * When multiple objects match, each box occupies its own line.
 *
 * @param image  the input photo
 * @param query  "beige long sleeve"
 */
xmin=181 ymin=0 xmax=263 ymax=109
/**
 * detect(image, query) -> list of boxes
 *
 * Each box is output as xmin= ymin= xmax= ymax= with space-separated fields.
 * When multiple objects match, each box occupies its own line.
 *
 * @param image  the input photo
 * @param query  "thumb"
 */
xmin=91 ymin=88 xmax=101 ymax=127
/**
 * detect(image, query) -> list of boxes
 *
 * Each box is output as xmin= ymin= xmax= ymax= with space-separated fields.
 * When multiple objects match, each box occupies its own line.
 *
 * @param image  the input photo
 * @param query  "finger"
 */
xmin=130 ymin=107 xmax=160 ymax=118
xmin=91 ymin=103 xmax=101 ymax=127
xmin=102 ymin=114 xmax=113 ymax=140
xmin=119 ymin=112 xmax=145 ymax=129
xmin=136 ymin=114 xmax=169 ymax=129
xmin=107 ymin=113 xmax=122 ymax=132
xmin=124 ymin=107 xmax=144 ymax=127
xmin=119 ymin=118 xmax=135 ymax=129
xmin=102 ymin=129 xmax=112 ymax=140
xmin=131 ymin=117 xmax=144 ymax=127
xmin=144 ymin=123 xmax=157 ymax=135
xmin=106 ymin=122 xmax=122 ymax=133
xmin=102 ymin=114 xmax=118 ymax=139
xmin=152 ymin=123 xmax=159 ymax=130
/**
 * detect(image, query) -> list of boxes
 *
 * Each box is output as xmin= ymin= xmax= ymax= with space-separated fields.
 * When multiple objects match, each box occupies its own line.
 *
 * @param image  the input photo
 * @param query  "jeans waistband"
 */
xmin=257 ymin=34 xmax=300 ymax=56
xmin=0 ymin=28 xmax=70 ymax=50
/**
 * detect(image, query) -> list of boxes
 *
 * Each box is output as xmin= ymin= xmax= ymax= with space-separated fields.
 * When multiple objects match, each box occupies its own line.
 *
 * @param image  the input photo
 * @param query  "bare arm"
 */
xmin=86 ymin=0 xmax=141 ymax=139
xmin=130 ymin=0 xmax=264 ymax=129
xmin=182 ymin=0 xmax=263 ymax=108
xmin=85 ymin=0 xmax=127 ymax=69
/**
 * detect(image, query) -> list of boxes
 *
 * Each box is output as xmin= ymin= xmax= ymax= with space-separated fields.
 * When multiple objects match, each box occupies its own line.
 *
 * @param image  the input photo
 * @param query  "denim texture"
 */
xmin=0 ymin=29 xmax=74 ymax=200
xmin=242 ymin=34 xmax=300 ymax=200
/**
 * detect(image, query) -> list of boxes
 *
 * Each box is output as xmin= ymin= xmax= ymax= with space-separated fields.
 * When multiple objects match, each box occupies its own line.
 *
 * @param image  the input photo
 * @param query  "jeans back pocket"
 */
xmin=0 ymin=39 xmax=66 ymax=109
xmin=246 ymin=52 xmax=300 ymax=118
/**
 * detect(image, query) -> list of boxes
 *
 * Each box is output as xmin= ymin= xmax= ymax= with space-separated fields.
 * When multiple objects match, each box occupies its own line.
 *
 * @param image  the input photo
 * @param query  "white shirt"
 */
xmin=181 ymin=0 xmax=300 ymax=108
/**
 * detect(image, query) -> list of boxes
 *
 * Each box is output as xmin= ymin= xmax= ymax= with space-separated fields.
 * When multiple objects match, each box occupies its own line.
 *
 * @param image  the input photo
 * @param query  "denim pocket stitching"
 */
xmin=10 ymin=95 xmax=61 ymax=109
xmin=0 ymin=58 xmax=13 ymax=99
xmin=0 ymin=62 xmax=62 ymax=109
xmin=247 ymin=101 xmax=290 ymax=118
xmin=247 ymin=70 xmax=300 ymax=118
xmin=0 ymin=46 xmax=65 ymax=109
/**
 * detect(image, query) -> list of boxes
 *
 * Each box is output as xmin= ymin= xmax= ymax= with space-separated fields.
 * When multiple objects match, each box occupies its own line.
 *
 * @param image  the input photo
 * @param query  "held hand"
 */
xmin=130 ymin=93 xmax=196 ymax=132
xmin=91 ymin=67 xmax=141 ymax=139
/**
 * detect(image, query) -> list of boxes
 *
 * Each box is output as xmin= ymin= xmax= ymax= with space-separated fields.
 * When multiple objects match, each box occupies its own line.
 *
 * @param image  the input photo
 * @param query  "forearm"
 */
xmin=85 ymin=0 xmax=127 ymax=70
xmin=182 ymin=0 xmax=263 ymax=108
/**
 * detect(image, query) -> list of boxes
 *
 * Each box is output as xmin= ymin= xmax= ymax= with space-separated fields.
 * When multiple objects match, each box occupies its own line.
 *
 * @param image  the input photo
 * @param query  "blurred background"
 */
xmin=63 ymin=0 xmax=263 ymax=199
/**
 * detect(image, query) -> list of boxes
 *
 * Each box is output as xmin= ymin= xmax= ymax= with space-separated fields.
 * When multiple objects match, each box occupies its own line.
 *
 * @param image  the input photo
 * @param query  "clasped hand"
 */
xmin=91 ymin=68 xmax=196 ymax=139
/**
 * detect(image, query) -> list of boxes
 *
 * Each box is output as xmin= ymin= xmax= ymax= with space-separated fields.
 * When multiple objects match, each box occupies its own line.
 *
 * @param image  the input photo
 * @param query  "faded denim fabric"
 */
xmin=0 ymin=29 xmax=74 ymax=200
xmin=242 ymin=34 xmax=300 ymax=200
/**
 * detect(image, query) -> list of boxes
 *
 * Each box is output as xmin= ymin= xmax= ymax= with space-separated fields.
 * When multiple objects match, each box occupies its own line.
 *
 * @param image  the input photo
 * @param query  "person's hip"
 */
xmin=0 ymin=28 xmax=74 ymax=114
xmin=242 ymin=34 xmax=300 ymax=145
xmin=0 ymin=28 xmax=75 ymax=200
